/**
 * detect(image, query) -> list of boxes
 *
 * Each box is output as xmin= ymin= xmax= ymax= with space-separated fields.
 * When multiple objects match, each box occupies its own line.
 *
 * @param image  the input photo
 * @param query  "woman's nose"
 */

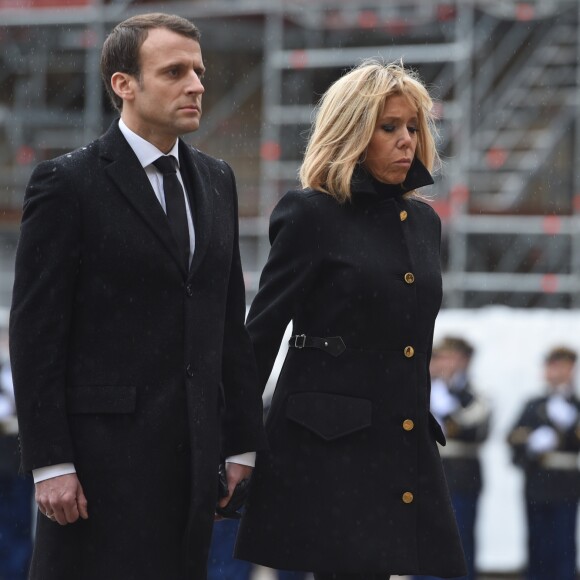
xmin=398 ymin=128 xmax=412 ymax=147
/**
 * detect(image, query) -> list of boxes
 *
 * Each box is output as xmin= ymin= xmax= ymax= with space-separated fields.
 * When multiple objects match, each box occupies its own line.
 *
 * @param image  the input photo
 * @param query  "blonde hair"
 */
xmin=299 ymin=59 xmax=439 ymax=203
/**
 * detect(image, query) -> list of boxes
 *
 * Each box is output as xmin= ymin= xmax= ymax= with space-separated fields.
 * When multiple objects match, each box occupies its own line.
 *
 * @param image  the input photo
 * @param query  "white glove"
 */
xmin=0 ymin=364 xmax=16 ymax=420
xmin=430 ymin=379 xmax=460 ymax=420
xmin=527 ymin=425 xmax=558 ymax=454
xmin=0 ymin=394 xmax=14 ymax=420
xmin=546 ymin=394 xmax=578 ymax=431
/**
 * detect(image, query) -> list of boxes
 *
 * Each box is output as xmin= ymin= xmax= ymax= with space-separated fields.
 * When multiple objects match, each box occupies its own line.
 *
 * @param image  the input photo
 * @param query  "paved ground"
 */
xmin=250 ymin=568 xmax=423 ymax=579
xmin=250 ymin=568 xmax=560 ymax=580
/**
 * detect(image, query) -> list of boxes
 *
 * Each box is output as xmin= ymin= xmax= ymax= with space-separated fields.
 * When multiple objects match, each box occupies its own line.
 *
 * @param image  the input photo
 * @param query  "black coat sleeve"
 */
xmin=219 ymin=162 xmax=268 ymax=456
xmin=246 ymin=190 xmax=322 ymax=390
xmin=9 ymin=159 xmax=82 ymax=472
xmin=507 ymin=399 xmax=540 ymax=468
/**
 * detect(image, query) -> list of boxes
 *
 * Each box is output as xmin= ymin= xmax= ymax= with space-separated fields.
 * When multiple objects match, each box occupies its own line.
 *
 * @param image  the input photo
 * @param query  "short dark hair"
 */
xmin=545 ymin=346 xmax=577 ymax=364
xmin=437 ymin=336 xmax=474 ymax=359
xmin=100 ymin=13 xmax=201 ymax=112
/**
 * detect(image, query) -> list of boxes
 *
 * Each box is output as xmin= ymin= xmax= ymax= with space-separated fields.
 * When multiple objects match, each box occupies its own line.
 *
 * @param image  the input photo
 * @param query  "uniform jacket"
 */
xmin=438 ymin=379 xmax=491 ymax=494
xmin=0 ymin=362 xmax=20 ymax=476
xmin=235 ymin=162 xmax=466 ymax=577
xmin=9 ymin=120 xmax=266 ymax=580
xmin=508 ymin=394 xmax=580 ymax=502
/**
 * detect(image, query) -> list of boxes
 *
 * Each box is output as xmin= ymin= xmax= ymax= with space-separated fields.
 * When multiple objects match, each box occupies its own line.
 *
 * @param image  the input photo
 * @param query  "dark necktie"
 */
xmin=153 ymin=155 xmax=190 ymax=269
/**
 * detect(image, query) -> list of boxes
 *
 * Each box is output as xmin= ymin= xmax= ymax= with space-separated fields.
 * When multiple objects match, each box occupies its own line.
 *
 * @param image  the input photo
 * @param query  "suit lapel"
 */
xmin=179 ymin=141 xmax=214 ymax=278
xmin=99 ymin=121 xmax=188 ymax=276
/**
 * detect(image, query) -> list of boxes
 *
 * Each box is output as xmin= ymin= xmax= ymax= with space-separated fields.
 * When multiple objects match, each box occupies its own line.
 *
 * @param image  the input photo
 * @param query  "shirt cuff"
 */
xmin=225 ymin=452 xmax=256 ymax=468
xmin=33 ymin=463 xmax=76 ymax=484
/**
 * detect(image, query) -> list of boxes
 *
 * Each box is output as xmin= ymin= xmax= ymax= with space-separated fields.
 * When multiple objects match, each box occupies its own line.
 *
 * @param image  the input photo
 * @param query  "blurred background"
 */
xmin=1 ymin=0 xmax=580 ymax=578
xmin=1 ymin=0 xmax=580 ymax=308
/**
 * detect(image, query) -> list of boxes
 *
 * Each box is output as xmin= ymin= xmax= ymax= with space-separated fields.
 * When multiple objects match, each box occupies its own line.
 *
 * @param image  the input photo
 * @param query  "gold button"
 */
xmin=403 ymin=419 xmax=414 ymax=431
xmin=402 ymin=491 xmax=414 ymax=504
xmin=400 ymin=210 xmax=408 ymax=221
xmin=404 ymin=346 xmax=415 ymax=358
xmin=404 ymin=272 xmax=415 ymax=284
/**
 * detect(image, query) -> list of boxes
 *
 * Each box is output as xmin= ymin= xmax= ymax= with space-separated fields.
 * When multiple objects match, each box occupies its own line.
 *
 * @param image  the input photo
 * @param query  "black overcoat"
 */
xmin=235 ymin=164 xmax=466 ymax=576
xmin=9 ymin=121 xmax=266 ymax=580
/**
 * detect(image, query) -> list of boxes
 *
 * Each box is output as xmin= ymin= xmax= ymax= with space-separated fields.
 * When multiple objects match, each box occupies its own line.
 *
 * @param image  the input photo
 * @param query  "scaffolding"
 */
xmin=0 ymin=0 xmax=579 ymax=308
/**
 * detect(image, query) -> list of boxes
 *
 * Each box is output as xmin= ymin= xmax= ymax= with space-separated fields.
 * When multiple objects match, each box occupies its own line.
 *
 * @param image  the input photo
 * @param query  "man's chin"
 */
xmin=177 ymin=120 xmax=201 ymax=135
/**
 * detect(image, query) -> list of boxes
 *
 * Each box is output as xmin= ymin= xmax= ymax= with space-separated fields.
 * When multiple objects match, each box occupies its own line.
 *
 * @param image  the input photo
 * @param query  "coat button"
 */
xmin=185 ymin=284 xmax=193 ymax=297
xmin=404 ymin=272 xmax=415 ymax=284
xmin=186 ymin=363 xmax=194 ymax=377
xmin=402 ymin=419 xmax=414 ymax=431
xmin=400 ymin=210 xmax=408 ymax=221
xmin=402 ymin=491 xmax=414 ymax=504
xmin=404 ymin=346 xmax=415 ymax=358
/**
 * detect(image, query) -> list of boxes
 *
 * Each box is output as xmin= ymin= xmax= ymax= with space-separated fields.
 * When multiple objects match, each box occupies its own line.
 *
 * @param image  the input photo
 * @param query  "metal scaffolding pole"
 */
xmin=446 ymin=0 xmax=474 ymax=308
xmin=83 ymin=0 xmax=105 ymax=144
xmin=573 ymin=0 xmax=580 ymax=308
xmin=257 ymin=6 xmax=285 ymax=271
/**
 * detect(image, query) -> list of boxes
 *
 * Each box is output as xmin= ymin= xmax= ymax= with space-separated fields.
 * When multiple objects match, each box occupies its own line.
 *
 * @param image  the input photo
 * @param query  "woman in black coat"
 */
xmin=235 ymin=60 xmax=466 ymax=580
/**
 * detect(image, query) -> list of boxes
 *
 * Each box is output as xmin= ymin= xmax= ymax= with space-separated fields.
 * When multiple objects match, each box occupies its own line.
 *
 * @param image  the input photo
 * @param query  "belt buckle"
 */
xmin=294 ymin=334 xmax=306 ymax=349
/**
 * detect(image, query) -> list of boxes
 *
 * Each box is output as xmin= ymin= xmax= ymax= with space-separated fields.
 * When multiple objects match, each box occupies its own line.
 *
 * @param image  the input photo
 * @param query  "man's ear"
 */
xmin=110 ymin=72 xmax=136 ymax=103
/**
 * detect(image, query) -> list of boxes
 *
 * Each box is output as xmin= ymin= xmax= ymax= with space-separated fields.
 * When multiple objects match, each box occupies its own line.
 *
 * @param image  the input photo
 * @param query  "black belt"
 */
xmin=289 ymin=334 xmax=346 ymax=357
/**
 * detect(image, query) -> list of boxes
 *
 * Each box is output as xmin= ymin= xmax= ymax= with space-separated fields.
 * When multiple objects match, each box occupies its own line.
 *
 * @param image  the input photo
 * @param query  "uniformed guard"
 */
xmin=0 ymin=351 xmax=33 ymax=579
xmin=416 ymin=336 xmax=492 ymax=580
xmin=508 ymin=346 xmax=580 ymax=580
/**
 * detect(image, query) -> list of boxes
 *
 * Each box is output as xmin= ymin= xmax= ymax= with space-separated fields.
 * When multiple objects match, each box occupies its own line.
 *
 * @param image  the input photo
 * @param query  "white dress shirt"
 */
xmin=33 ymin=121 xmax=254 ymax=483
xmin=119 ymin=119 xmax=196 ymax=261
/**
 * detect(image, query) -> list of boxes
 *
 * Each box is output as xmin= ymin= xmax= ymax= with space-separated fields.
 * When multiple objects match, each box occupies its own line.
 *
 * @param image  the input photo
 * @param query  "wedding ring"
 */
xmin=45 ymin=511 xmax=56 ymax=520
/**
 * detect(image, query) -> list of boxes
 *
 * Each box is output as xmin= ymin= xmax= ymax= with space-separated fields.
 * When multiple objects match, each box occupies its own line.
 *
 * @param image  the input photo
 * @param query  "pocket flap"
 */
xmin=429 ymin=412 xmax=446 ymax=446
xmin=286 ymin=392 xmax=371 ymax=441
xmin=67 ymin=386 xmax=137 ymax=414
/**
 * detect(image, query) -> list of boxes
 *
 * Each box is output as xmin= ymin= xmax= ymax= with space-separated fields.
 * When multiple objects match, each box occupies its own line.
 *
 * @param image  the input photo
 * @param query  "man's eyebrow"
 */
xmin=158 ymin=60 xmax=205 ymax=72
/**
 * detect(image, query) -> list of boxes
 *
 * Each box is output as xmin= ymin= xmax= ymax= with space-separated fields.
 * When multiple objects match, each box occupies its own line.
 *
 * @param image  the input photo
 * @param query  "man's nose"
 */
xmin=187 ymin=72 xmax=205 ymax=94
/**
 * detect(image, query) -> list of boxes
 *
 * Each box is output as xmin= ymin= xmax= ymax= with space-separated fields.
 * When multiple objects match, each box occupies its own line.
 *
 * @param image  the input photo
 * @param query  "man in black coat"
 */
xmin=508 ymin=346 xmax=580 ymax=580
xmin=9 ymin=13 xmax=266 ymax=580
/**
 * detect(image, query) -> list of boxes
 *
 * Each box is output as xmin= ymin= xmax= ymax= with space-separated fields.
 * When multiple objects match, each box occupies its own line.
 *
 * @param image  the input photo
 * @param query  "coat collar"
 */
xmin=99 ymin=120 xmax=213 ymax=279
xmin=350 ymin=157 xmax=434 ymax=198
xmin=177 ymin=139 xmax=214 ymax=279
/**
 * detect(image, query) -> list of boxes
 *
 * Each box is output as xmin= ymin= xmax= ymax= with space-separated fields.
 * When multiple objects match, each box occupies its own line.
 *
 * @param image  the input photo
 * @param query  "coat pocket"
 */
xmin=429 ymin=412 xmax=446 ymax=446
xmin=66 ymin=386 xmax=137 ymax=414
xmin=286 ymin=392 xmax=372 ymax=441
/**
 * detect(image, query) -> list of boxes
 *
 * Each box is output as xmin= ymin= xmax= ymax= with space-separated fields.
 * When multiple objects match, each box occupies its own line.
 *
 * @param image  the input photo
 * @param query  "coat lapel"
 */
xmin=99 ymin=121 xmax=188 ymax=276
xmin=179 ymin=141 xmax=214 ymax=278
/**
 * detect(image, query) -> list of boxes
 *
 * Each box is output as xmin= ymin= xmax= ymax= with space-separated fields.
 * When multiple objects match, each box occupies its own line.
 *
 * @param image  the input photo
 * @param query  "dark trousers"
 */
xmin=208 ymin=518 xmax=252 ymax=580
xmin=413 ymin=491 xmax=477 ymax=580
xmin=526 ymin=497 xmax=578 ymax=580
xmin=0 ymin=473 xmax=34 ymax=580
xmin=208 ymin=518 xmax=308 ymax=580
xmin=314 ymin=575 xmax=389 ymax=580
xmin=278 ymin=570 xmax=309 ymax=580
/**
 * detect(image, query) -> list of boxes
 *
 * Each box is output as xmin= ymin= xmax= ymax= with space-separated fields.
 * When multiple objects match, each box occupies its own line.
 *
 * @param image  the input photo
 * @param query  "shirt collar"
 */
xmin=118 ymin=118 xmax=181 ymax=169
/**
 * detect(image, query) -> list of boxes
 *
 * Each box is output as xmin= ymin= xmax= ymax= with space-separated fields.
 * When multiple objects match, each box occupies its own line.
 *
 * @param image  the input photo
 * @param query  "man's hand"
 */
xmin=217 ymin=462 xmax=252 ymax=509
xmin=35 ymin=473 xmax=89 ymax=525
